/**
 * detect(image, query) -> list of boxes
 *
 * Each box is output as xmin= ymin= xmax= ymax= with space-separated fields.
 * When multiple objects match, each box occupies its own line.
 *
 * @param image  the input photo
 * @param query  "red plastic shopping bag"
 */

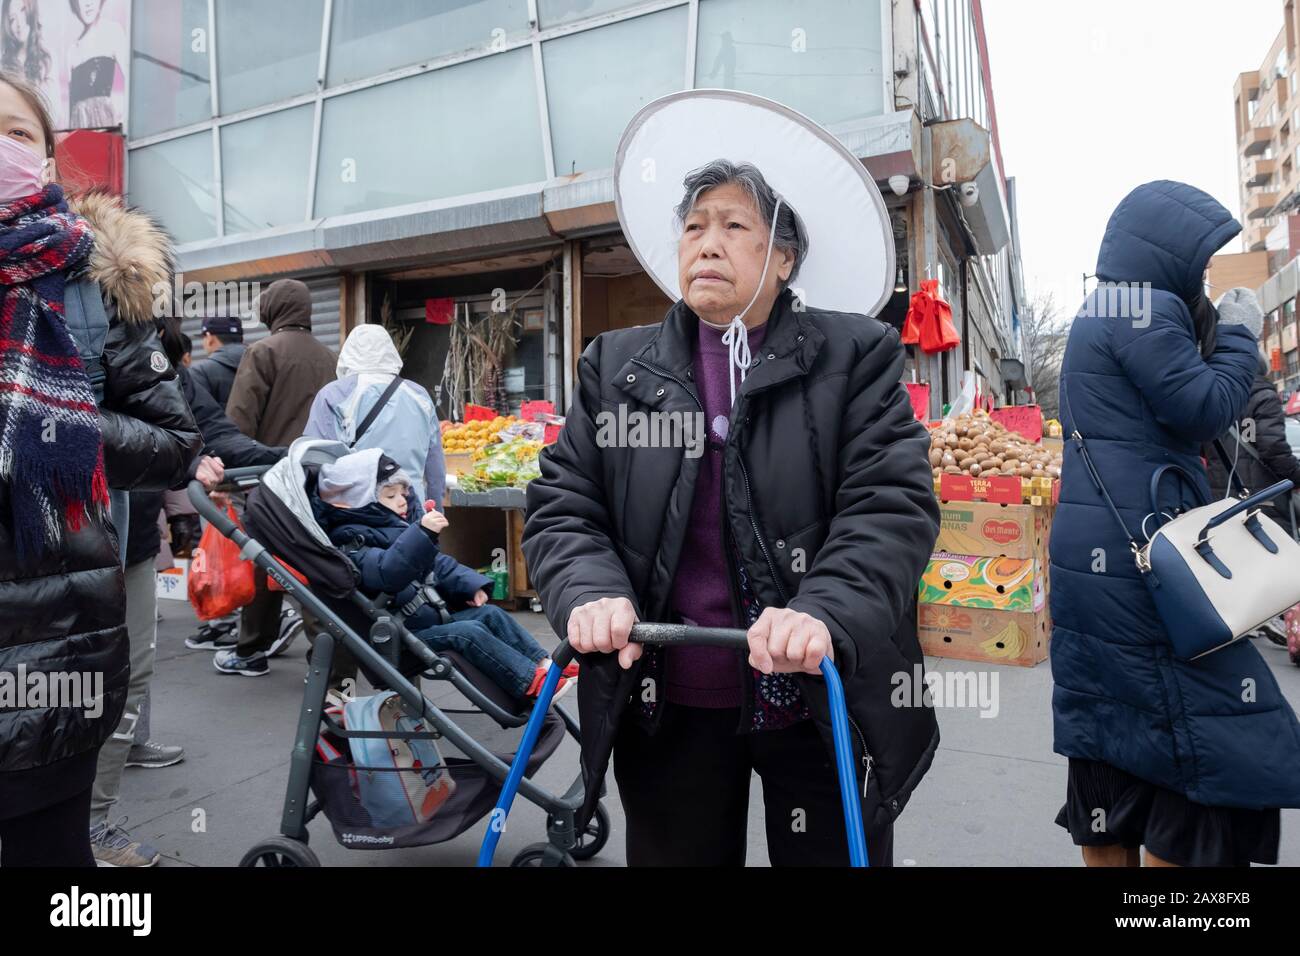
xmin=187 ymin=505 xmax=256 ymax=620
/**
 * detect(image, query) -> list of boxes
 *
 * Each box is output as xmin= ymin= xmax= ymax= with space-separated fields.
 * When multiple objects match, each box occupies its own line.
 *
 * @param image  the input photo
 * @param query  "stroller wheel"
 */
xmin=239 ymin=836 xmax=320 ymax=868
xmin=567 ymin=802 xmax=611 ymax=861
xmin=510 ymin=842 xmax=576 ymax=868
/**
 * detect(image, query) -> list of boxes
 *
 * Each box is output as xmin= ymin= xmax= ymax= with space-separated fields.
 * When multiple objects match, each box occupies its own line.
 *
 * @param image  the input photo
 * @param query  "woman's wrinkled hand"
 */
xmin=747 ymin=607 xmax=834 ymax=675
xmin=195 ymin=456 xmax=224 ymax=491
xmin=567 ymin=596 xmax=641 ymax=670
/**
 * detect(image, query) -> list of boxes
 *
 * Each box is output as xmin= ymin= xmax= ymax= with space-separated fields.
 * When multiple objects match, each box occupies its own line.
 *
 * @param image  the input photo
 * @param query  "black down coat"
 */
xmin=0 ymin=192 xmax=201 ymax=815
xmin=1205 ymin=356 xmax=1300 ymax=530
xmin=523 ymin=290 xmax=941 ymax=832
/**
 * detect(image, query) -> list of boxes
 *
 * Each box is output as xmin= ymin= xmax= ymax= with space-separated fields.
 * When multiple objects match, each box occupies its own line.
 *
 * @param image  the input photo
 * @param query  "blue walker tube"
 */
xmin=821 ymin=657 xmax=869 ymax=867
xmin=476 ymin=660 xmax=563 ymax=867
xmin=478 ymin=627 xmax=870 ymax=867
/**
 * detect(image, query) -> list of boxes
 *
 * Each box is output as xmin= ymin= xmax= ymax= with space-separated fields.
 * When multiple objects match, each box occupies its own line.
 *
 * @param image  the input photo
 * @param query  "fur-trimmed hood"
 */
xmin=69 ymin=190 xmax=174 ymax=326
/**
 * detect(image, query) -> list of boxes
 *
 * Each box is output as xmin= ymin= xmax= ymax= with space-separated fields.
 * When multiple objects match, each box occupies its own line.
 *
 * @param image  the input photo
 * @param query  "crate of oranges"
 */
xmin=441 ymin=416 xmax=520 ymax=474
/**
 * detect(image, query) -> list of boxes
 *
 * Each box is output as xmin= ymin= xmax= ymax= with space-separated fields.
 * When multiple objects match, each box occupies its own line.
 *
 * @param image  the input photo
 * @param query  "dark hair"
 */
xmin=1 ymin=0 xmax=50 ymax=87
xmin=0 ymin=69 xmax=54 ymax=158
xmin=159 ymin=316 xmax=186 ymax=369
xmin=68 ymin=0 xmax=102 ymax=37
xmin=674 ymin=159 xmax=808 ymax=289
xmin=179 ymin=332 xmax=193 ymax=356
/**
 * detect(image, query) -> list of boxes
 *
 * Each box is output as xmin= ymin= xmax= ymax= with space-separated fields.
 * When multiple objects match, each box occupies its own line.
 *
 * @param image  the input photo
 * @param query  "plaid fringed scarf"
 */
xmin=0 ymin=183 xmax=103 ymax=557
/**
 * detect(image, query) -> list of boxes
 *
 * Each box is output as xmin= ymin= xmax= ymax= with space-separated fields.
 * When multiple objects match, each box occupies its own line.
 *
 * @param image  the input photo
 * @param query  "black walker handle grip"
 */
xmin=549 ymin=622 xmax=750 ymax=669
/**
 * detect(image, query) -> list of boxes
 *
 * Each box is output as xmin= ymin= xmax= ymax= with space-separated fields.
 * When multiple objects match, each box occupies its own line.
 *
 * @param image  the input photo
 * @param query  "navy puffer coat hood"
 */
xmin=1050 ymin=180 xmax=1300 ymax=809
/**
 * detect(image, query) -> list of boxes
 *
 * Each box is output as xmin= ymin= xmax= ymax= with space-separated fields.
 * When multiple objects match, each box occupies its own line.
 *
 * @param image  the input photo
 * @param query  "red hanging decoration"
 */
xmin=901 ymin=279 xmax=960 ymax=354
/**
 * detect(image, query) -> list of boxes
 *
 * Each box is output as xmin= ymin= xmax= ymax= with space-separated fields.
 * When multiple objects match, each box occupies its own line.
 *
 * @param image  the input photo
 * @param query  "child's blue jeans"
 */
xmin=414 ymin=605 xmax=547 ymax=698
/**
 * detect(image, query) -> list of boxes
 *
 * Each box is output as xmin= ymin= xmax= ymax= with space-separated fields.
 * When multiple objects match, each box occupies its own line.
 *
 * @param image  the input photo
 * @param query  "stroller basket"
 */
xmin=312 ymin=711 xmax=566 ymax=849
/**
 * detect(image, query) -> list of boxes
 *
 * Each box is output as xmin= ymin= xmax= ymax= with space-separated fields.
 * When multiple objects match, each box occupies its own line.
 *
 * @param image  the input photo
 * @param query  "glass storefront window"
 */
xmin=215 ymin=0 xmax=324 ymax=114
xmin=128 ymin=132 xmax=218 ymax=244
xmin=537 ymin=0 xmax=656 ymax=29
xmin=543 ymin=6 xmax=687 ymax=176
xmin=221 ymin=106 xmax=314 ymax=233
xmin=314 ymin=47 xmax=545 ymax=217
xmin=326 ymin=0 xmax=531 ymax=87
xmin=696 ymin=0 xmax=884 ymax=127
xmin=129 ymin=0 xmax=212 ymax=138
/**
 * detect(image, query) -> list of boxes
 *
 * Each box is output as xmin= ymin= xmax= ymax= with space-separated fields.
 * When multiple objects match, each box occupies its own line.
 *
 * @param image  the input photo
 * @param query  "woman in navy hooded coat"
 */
xmin=1050 ymin=180 xmax=1300 ymax=867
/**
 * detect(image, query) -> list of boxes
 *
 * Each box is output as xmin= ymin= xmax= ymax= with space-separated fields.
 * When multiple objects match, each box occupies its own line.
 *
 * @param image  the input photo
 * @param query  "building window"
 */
xmin=537 ymin=0 xmax=652 ymax=29
xmin=543 ymin=7 xmax=688 ymax=177
xmin=215 ymin=0 xmax=325 ymax=114
xmin=695 ymin=0 xmax=885 ymax=126
xmin=129 ymin=0 xmax=212 ymax=138
xmin=326 ymin=0 xmax=531 ymax=87
xmin=127 ymin=132 xmax=218 ymax=244
xmin=314 ymin=46 xmax=545 ymax=217
xmin=221 ymin=105 xmax=315 ymax=232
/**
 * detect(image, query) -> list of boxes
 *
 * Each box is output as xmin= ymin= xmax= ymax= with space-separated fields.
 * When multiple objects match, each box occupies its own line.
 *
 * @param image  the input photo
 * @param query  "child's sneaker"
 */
xmin=563 ymin=661 xmax=580 ymax=679
xmin=525 ymin=664 xmax=572 ymax=702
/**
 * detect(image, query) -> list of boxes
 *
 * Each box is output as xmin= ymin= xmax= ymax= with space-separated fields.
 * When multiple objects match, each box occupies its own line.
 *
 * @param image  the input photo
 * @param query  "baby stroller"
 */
xmin=187 ymin=439 xmax=609 ymax=867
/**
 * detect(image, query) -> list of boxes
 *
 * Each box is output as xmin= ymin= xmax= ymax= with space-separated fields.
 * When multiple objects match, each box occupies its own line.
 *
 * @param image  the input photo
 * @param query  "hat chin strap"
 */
xmin=699 ymin=196 xmax=783 ymax=408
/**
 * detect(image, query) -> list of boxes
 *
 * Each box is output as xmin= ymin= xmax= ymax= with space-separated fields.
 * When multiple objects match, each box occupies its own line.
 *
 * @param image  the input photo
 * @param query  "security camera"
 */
xmin=958 ymin=181 xmax=979 ymax=208
xmin=888 ymin=174 xmax=910 ymax=197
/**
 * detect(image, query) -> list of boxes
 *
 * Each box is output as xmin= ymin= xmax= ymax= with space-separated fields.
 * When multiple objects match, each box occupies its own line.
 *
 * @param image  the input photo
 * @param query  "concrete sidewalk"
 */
xmin=118 ymin=599 xmax=1300 ymax=867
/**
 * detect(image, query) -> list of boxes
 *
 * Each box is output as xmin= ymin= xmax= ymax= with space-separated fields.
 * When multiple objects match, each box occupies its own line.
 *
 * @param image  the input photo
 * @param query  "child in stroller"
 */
xmin=312 ymin=448 xmax=576 ymax=702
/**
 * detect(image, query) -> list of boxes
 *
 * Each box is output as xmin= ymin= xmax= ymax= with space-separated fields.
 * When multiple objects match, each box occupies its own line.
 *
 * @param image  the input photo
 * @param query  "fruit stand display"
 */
xmin=439 ymin=404 xmax=558 ymax=610
xmin=917 ymin=406 xmax=1057 ymax=667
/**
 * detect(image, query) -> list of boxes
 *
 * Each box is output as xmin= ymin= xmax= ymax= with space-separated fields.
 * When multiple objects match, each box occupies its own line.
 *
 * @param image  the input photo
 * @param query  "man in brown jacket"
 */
xmin=227 ymin=279 xmax=336 ymax=446
xmin=217 ymin=278 xmax=336 ymax=676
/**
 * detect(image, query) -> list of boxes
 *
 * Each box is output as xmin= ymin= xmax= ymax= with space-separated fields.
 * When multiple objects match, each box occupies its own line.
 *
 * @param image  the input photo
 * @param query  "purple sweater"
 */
xmin=665 ymin=319 xmax=768 ymax=708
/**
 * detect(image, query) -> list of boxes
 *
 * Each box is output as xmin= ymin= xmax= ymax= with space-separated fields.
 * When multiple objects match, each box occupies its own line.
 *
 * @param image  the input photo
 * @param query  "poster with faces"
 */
xmin=1 ymin=0 xmax=129 ymax=131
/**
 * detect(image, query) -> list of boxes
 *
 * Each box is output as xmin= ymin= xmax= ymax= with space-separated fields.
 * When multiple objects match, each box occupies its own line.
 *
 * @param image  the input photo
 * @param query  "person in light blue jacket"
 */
xmin=303 ymin=323 xmax=446 ymax=502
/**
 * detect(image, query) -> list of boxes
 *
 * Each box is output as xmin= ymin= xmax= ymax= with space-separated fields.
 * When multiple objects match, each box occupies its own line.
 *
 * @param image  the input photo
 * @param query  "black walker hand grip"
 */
xmin=550 ymin=623 xmax=750 ymax=669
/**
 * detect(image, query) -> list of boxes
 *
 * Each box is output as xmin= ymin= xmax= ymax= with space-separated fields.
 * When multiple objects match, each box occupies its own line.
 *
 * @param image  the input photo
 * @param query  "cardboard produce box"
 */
xmin=935 ymin=500 xmax=1050 ymax=561
xmin=918 ymin=553 xmax=1045 ymax=613
xmin=156 ymin=559 xmax=189 ymax=602
xmin=918 ymin=602 xmax=1050 ymax=667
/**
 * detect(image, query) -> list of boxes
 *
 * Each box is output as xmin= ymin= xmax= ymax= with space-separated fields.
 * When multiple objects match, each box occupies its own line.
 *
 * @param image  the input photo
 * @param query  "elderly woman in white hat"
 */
xmin=524 ymin=91 xmax=940 ymax=866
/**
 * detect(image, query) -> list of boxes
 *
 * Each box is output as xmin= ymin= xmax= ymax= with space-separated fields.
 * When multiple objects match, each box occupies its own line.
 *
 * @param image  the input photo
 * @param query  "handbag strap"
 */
xmin=351 ymin=375 xmax=403 ymax=448
xmin=1214 ymin=429 xmax=1300 ymax=538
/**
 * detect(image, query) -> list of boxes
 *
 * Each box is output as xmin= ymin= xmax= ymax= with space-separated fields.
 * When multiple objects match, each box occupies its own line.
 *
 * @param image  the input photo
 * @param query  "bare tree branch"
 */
xmin=1020 ymin=293 xmax=1069 ymax=422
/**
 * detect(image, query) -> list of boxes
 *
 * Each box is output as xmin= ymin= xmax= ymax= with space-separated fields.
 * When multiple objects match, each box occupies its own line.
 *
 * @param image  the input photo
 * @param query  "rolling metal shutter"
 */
xmin=185 ymin=273 xmax=341 ymax=375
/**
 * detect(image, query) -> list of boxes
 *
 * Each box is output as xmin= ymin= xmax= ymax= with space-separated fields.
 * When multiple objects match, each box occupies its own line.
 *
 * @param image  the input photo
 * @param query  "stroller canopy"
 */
xmin=245 ymin=438 xmax=362 ymax=599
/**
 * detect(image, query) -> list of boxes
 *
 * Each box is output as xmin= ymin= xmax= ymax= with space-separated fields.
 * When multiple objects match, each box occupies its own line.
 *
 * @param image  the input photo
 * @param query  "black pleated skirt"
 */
xmin=1055 ymin=757 xmax=1280 ymax=867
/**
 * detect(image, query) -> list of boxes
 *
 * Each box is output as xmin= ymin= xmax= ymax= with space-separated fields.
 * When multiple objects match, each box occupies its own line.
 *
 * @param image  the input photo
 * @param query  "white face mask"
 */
xmin=0 ymin=134 xmax=48 ymax=203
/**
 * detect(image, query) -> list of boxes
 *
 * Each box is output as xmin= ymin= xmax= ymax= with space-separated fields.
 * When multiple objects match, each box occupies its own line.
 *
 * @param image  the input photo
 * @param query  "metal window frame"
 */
xmin=129 ymin=0 xmax=900 ymax=242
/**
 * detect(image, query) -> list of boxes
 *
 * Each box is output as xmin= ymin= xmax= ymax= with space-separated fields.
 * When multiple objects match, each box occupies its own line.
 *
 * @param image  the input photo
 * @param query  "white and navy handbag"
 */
xmin=1071 ymin=429 xmax=1300 ymax=661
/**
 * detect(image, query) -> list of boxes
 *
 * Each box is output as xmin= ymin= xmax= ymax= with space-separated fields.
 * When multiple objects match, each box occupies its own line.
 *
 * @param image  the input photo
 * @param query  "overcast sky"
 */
xmin=982 ymin=0 xmax=1281 ymax=316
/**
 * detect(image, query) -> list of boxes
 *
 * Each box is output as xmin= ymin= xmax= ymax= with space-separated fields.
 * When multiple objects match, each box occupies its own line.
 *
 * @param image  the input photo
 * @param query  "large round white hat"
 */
xmin=614 ymin=89 xmax=896 ymax=318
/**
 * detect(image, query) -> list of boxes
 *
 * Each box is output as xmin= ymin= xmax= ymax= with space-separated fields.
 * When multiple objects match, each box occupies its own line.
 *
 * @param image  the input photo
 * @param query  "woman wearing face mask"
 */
xmin=0 ymin=74 xmax=200 ymax=867
xmin=1051 ymin=181 xmax=1300 ymax=868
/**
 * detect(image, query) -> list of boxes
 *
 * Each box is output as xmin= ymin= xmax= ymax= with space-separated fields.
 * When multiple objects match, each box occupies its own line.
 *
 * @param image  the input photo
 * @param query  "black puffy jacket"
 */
xmin=0 ymin=192 xmax=201 ymax=801
xmin=179 ymin=365 xmax=284 ymax=469
xmin=523 ymin=291 xmax=941 ymax=833
xmin=1204 ymin=356 xmax=1300 ymax=529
